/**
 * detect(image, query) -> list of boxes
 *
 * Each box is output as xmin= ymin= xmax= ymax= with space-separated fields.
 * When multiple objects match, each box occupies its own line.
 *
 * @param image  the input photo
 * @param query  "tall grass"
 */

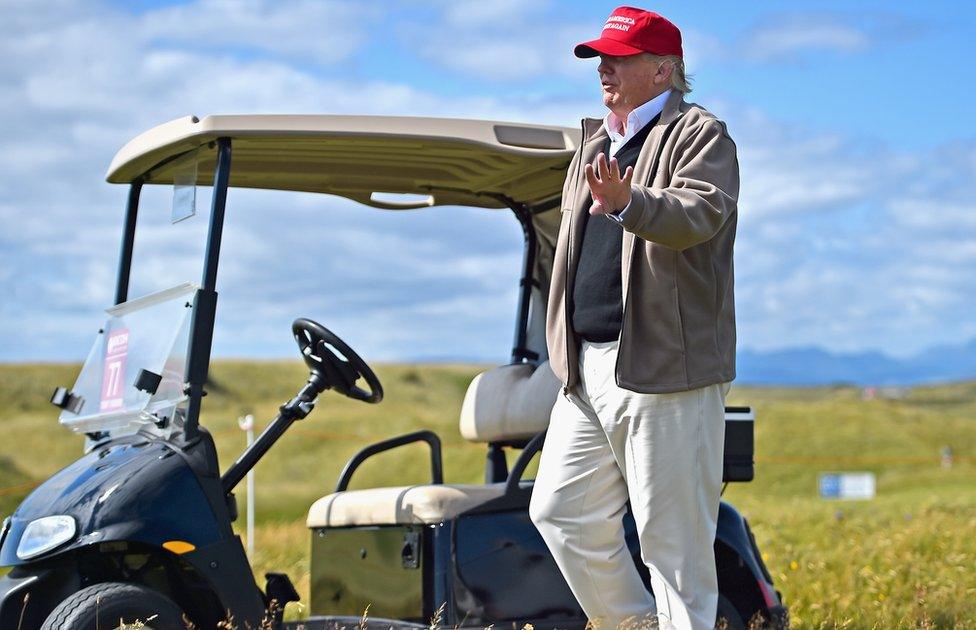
xmin=0 ymin=362 xmax=973 ymax=627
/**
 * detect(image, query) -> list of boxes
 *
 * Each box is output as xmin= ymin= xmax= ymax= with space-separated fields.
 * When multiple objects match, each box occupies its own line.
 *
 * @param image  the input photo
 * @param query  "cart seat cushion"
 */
xmin=458 ymin=361 xmax=560 ymax=443
xmin=307 ymin=483 xmax=508 ymax=527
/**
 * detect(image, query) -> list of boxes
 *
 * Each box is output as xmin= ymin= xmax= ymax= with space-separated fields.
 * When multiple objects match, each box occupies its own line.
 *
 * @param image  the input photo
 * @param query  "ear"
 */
xmin=655 ymin=60 xmax=673 ymax=86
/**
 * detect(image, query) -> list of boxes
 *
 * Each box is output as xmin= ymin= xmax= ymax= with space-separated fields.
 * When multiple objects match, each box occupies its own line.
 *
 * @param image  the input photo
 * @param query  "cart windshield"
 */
xmin=66 ymin=114 xmax=576 ymax=444
xmin=58 ymin=283 xmax=198 ymax=440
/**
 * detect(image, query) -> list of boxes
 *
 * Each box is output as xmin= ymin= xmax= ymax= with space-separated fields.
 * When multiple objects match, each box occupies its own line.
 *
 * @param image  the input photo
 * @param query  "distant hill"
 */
xmin=3 ymin=338 xmax=973 ymax=388
xmin=404 ymin=339 xmax=976 ymax=387
xmin=737 ymin=337 xmax=976 ymax=386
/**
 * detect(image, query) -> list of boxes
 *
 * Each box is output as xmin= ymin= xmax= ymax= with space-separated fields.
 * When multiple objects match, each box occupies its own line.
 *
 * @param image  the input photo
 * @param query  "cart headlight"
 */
xmin=17 ymin=515 xmax=76 ymax=560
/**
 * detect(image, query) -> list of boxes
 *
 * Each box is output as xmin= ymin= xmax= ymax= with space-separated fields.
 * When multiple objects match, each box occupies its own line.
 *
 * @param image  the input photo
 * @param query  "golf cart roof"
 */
xmin=107 ymin=114 xmax=579 ymax=209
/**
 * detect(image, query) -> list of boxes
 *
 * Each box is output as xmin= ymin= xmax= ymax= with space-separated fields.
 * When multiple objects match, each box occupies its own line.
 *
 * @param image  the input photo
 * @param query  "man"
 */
xmin=529 ymin=6 xmax=738 ymax=630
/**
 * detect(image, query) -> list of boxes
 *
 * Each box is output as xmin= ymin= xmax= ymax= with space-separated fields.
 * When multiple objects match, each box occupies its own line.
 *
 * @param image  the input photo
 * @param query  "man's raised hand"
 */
xmin=584 ymin=152 xmax=634 ymax=215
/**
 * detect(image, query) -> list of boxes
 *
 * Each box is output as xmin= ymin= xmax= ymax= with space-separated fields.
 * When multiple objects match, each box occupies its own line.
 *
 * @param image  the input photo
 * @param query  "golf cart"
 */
xmin=0 ymin=114 xmax=788 ymax=629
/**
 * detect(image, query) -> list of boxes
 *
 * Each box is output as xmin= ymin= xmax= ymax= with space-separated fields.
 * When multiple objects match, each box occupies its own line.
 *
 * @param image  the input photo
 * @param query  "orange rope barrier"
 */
xmin=0 ymin=426 xmax=968 ymax=499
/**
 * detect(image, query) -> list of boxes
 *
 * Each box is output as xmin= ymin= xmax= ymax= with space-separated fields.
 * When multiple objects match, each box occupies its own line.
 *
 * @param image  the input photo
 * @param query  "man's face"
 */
xmin=597 ymin=53 xmax=667 ymax=115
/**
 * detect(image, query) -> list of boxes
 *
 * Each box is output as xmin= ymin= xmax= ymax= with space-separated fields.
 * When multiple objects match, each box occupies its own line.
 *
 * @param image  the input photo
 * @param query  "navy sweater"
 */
xmin=571 ymin=115 xmax=658 ymax=342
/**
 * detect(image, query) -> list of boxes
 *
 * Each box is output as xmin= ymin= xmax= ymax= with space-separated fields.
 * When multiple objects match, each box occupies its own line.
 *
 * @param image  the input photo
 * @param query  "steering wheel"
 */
xmin=291 ymin=318 xmax=383 ymax=404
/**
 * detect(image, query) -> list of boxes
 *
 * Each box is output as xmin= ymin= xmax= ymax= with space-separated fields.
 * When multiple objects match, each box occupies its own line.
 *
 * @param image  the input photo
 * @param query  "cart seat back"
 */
xmin=458 ymin=361 xmax=560 ymax=443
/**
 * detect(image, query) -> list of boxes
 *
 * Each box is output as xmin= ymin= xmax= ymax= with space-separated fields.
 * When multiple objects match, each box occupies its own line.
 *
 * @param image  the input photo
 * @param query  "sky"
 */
xmin=0 ymin=0 xmax=974 ymax=366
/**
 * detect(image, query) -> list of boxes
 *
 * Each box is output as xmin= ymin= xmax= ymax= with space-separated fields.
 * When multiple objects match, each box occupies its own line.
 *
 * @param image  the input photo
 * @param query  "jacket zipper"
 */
xmin=615 ymin=237 xmax=638 ymax=386
xmin=613 ymin=117 xmax=681 ymax=386
xmin=563 ymin=119 xmax=586 ymax=394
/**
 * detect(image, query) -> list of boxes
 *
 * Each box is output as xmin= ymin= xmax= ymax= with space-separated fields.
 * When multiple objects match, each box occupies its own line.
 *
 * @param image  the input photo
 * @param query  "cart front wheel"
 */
xmin=41 ymin=582 xmax=186 ymax=630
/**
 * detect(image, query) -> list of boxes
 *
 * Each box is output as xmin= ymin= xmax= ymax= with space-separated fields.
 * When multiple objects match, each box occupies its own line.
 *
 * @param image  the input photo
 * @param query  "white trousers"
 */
xmin=529 ymin=339 xmax=731 ymax=630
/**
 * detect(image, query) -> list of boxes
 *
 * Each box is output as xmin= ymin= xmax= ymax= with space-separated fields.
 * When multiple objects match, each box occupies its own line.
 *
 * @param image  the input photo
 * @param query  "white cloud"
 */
xmin=435 ymin=0 xmax=548 ymax=27
xmin=735 ymin=12 xmax=919 ymax=63
xmin=396 ymin=0 xmax=593 ymax=84
xmin=725 ymin=100 xmax=976 ymax=357
xmin=141 ymin=0 xmax=370 ymax=62
xmin=0 ymin=0 xmax=972 ymax=369
xmin=392 ymin=8 xmax=914 ymax=87
xmin=0 ymin=0 xmax=551 ymax=361
xmin=742 ymin=18 xmax=869 ymax=61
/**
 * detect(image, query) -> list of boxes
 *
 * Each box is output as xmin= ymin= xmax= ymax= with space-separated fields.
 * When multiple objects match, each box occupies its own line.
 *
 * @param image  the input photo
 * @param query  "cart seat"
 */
xmin=458 ymin=360 xmax=560 ymax=443
xmin=307 ymin=361 xmax=559 ymax=528
xmin=307 ymin=483 xmax=507 ymax=527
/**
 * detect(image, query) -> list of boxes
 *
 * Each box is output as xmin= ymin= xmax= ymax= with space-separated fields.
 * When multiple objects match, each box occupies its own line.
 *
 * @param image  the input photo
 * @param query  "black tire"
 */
xmin=715 ymin=593 xmax=746 ymax=630
xmin=40 ymin=582 xmax=186 ymax=630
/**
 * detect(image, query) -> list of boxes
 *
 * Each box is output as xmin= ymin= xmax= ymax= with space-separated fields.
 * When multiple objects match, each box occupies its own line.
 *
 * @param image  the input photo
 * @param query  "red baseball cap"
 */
xmin=574 ymin=6 xmax=683 ymax=59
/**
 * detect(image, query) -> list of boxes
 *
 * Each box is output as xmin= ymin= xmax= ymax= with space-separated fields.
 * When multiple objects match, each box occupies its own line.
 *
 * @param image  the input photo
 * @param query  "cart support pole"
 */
xmin=201 ymin=138 xmax=232 ymax=292
xmin=184 ymin=138 xmax=232 ymax=440
xmin=114 ymin=180 xmax=143 ymax=305
xmin=509 ymin=203 xmax=537 ymax=363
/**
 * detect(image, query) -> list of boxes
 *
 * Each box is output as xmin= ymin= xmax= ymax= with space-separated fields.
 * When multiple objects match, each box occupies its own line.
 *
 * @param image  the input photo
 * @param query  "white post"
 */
xmin=238 ymin=414 xmax=256 ymax=558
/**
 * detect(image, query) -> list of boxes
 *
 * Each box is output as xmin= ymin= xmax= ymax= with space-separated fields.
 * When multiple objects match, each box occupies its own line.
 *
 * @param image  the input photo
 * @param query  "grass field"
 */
xmin=0 ymin=361 xmax=973 ymax=628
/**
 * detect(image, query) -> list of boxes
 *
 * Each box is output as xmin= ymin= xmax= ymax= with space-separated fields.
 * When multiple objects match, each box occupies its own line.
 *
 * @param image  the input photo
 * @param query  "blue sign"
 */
xmin=818 ymin=472 xmax=876 ymax=500
xmin=819 ymin=474 xmax=841 ymax=498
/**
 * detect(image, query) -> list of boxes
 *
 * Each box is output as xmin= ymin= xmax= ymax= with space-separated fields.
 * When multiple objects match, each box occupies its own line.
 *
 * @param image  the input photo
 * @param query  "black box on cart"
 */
xmin=723 ymin=406 xmax=755 ymax=482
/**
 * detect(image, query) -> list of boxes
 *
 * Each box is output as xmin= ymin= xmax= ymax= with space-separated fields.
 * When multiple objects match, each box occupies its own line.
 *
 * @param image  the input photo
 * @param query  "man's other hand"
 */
xmin=584 ymin=152 xmax=634 ymax=215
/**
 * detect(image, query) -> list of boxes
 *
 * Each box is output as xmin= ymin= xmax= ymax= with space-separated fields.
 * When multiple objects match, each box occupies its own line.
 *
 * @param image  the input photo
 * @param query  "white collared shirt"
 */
xmin=603 ymin=89 xmax=672 ymax=222
xmin=603 ymin=88 xmax=671 ymax=157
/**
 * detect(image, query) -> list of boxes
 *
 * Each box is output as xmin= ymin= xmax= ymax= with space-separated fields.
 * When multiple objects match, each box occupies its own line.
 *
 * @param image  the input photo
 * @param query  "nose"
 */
xmin=597 ymin=55 xmax=613 ymax=76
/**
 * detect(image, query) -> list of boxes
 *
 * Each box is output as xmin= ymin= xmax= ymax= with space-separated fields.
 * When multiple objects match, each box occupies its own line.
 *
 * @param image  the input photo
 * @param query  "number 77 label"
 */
xmin=100 ymin=328 xmax=130 ymax=411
